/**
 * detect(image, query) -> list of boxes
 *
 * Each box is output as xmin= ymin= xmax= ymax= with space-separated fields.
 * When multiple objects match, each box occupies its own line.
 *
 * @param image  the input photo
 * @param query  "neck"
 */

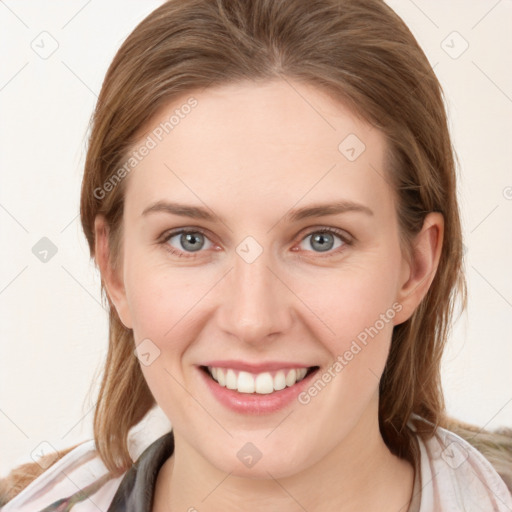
xmin=153 ymin=405 xmax=414 ymax=512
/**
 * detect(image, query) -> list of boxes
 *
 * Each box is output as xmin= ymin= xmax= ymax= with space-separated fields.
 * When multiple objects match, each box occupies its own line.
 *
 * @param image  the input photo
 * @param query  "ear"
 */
xmin=393 ymin=212 xmax=444 ymax=325
xmin=94 ymin=215 xmax=133 ymax=329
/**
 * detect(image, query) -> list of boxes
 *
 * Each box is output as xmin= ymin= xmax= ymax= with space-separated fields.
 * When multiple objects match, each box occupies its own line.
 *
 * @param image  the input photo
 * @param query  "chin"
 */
xmin=202 ymin=438 xmax=313 ymax=480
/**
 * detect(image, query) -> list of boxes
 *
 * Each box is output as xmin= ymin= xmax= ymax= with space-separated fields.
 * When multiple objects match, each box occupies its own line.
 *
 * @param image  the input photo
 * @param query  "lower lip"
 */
xmin=198 ymin=366 xmax=319 ymax=414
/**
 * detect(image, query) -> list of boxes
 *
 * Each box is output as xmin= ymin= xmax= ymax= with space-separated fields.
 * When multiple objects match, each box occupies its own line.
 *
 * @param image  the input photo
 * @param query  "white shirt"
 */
xmin=2 ymin=416 xmax=511 ymax=511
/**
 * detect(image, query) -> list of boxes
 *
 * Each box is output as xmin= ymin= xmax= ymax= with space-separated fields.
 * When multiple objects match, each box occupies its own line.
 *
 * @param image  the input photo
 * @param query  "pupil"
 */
xmin=183 ymin=233 xmax=203 ymax=252
xmin=313 ymin=233 xmax=332 ymax=252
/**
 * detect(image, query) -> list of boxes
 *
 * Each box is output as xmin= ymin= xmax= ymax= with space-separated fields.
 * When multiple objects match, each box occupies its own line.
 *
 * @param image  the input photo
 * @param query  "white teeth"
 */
xmin=225 ymin=369 xmax=237 ymax=390
xmin=255 ymin=372 xmax=274 ymax=394
xmin=297 ymin=368 xmax=307 ymax=380
xmin=285 ymin=369 xmax=297 ymax=387
xmin=274 ymin=370 xmax=286 ymax=391
xmin=216 ymin=368 xmax=226 ymax=387
xmin=238 ymin=371 xmax=255 ymax=393
xmin=206 ymin=366 xmax=310 ymax=394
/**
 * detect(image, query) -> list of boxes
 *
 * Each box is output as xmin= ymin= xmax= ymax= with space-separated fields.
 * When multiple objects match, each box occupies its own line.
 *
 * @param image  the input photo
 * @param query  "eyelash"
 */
xmin=159 ymin=227 xmax=353 ymax=259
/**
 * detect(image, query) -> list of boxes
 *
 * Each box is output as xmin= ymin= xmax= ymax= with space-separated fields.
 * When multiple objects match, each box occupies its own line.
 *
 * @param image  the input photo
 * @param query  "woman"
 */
xmin=2 ymin=0 xmax=511 ymax=510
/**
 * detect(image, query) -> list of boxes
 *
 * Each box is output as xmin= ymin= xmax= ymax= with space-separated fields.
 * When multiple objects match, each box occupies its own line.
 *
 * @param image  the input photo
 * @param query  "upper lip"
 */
xmin=199 ymin=360 xmax=316 ymax=373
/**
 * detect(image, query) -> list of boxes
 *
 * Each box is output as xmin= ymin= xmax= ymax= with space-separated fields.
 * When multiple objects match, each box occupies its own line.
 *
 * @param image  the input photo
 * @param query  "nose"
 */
xmin=215 ymin=240 xmax=293 ymax=346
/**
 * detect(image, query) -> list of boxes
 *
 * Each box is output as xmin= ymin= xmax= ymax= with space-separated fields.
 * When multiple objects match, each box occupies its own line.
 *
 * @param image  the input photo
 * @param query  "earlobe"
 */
xmin=94 ymin=215 xmax=133 ymax=329
xmin=393 ymin=212 xmax=444 ymax=325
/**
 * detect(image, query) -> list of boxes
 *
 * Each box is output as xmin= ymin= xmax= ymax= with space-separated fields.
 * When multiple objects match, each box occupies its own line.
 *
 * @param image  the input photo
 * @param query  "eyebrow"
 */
xmin=141 ymin=199 xmax=374 ymax=223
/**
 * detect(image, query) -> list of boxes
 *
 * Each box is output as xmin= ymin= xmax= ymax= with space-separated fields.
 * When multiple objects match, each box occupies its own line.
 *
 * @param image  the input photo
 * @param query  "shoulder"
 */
xmin=0 ymin=409 xmax=172 ymax=511
xmin=409 ymin=415 xmax=512 ymax=510
xmin=0 ymin=441 xmax=126 ymax=512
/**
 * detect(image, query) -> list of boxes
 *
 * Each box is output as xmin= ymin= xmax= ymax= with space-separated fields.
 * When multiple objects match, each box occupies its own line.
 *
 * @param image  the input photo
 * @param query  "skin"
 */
xmin=95 ymin=79 xmax=443 ymax=511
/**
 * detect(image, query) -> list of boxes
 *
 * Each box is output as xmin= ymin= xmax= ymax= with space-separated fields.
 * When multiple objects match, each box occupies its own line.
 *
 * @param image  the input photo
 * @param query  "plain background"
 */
xmin=1 ymin=0 xmax=511 ymax=476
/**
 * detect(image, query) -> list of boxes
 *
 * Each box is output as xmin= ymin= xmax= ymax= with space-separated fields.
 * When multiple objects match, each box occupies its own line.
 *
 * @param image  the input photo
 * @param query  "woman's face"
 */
xmin=100 ymin=79 xmax=438 ymax=478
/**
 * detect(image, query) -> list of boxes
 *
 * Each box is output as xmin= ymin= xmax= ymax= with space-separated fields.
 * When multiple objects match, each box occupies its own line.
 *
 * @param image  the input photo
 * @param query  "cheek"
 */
xmin=296 ymin=262 xmax=400 ymax=346
xmin=290 ymin=251 xmax=402 ymax=398
xmin=123 ymin=247 xmax=200 ymax=341
xmin=126 ymin=261 xmax=202 ymax=419
xmin=295 ymin=271 xmax=398 ymax=435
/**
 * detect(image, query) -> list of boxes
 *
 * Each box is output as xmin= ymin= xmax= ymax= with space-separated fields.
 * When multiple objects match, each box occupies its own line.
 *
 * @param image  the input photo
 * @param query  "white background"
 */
xmin=1 ymin=0 xmax=511 ymax=476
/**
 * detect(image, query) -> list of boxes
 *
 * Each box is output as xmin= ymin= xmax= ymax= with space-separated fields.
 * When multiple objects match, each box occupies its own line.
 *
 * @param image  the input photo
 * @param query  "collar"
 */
xmin=107 ymin=430 xmax=175 ymax=511
xmin=106 ymin=429 xmax=421 ymax=511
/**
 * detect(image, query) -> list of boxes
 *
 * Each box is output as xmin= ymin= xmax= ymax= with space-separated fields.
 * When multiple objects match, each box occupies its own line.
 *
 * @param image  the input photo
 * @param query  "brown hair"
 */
xmin=77 ymin=0 xmax=466 ymax=475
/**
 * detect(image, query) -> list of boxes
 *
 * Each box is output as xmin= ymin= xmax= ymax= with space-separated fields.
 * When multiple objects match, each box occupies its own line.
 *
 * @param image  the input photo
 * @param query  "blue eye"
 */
xmin=298 ymin=228 xmax=351 ymax=257
xmin=160 ymin=227 xmax=352 ymax=259
xmin=163 ymin=229 xmax=213 ymax=257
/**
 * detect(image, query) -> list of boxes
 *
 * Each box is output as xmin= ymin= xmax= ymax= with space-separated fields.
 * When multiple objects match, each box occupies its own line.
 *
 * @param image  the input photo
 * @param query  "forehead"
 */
xmin=123 ymin=79 xmax=393 ymax=219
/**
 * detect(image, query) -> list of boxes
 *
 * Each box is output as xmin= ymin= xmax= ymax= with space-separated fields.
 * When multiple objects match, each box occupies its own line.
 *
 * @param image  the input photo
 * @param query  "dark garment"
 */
xmin=7 ymin=414 xmax=511 ymax=511
xmin=105 ymin=429 xmax=421 ymax=512
xmin=107 ymin=431 xmax=175 ymax=511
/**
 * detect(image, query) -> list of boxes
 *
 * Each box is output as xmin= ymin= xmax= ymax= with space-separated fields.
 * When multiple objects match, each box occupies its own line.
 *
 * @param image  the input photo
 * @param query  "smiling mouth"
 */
xmin=200 ymin=365 xmax=319 ymax=394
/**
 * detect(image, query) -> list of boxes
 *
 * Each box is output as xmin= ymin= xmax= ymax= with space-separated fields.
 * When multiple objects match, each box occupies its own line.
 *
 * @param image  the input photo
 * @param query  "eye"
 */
xmin=162 ymin=229 xmax=214 ymax=257
xmin=160 ymin=226 xmax=352 ymax=259
xmin=296 ymin=227 xmax=352 ymax=257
